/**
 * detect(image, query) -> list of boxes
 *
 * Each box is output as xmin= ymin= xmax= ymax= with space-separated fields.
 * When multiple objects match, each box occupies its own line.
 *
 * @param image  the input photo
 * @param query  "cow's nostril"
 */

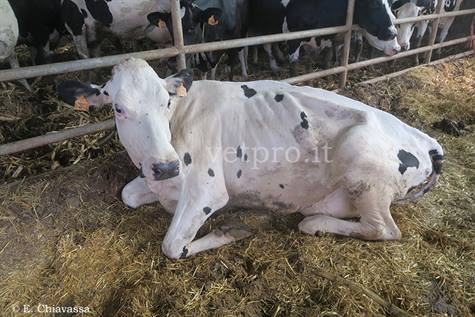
xmin=152 ymin=160 xmax=180 ymax=181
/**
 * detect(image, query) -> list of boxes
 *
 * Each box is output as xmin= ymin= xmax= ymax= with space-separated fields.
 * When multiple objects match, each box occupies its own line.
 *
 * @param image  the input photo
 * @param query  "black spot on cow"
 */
xmin=183 ymin=153 xmax=192 ymax=166
xmin=237 ymin=169 xmax=242 ymax=178
xmin=244 ymin=154 xmax=248 ymax=161
xmin=61 ymin=0 xmax=86 ymax=36
xmin=279 ymin=184 xmax=285 ymax=189
xmin=85 ymin=0 xmax=113 ymax=27
xmin=167 ymin=99 xmax=171 ymax=108
xmin=203 ymin=207 xmax=212 ymax=215
xmin=274 ymin=94 xmax=284 ymax=102
xmin=300 ymin=112 xmax=309 ymax=129
xmin=236 ymin=145 xmax=242 ymax=158
xmin=208 ymin=168 xmax=215 ymax=177
xmin=398 ymin=149 xmax=420 ymax=174
xmin=241 ymin=85 xmax=257 ymax=98
xmin=180 ymin=246 xmax=188 ymax=259
xmin=139 ymin=166 xmax=145 ymax=178
xmin=81 ymin=9 xmax=88 ymax=18
xmin=103 ymin=90 xmax=109 ymax=96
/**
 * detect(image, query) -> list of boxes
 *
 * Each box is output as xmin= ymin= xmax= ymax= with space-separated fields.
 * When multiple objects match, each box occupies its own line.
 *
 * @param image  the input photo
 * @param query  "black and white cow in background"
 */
xmin=148 ymin=0 xmax=250 ymax=80
xmin=249 ymin=0 xmax=401 ymax=72
xmin=60 ymin=0 xmax=177 ymax=59
xmin=58 ymin=58 xmax=444 ymax=259
xmin=392 ymin=0 xmax=464 ymax=64
xmin=8 ymin=0 xmax=64 ymax=65
xmin=0 ymin=0 xmax=30 ymax=90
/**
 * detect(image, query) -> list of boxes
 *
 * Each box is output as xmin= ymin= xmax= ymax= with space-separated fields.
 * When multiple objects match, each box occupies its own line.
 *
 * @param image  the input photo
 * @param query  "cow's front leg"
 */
xmin=161 ymin=172 xmax=251 ymax=259
xmin=122 ymin=176 xmax=160 ymax=209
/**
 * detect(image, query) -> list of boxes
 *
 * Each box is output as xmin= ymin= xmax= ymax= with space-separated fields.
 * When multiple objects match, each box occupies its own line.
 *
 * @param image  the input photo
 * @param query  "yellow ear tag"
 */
xmin=208 ymin=15 xmax=219 ymax=26
xmin=176 ymin=83 xmax=187 ymax=97
xmin=158 ymin=19 xmax=167 ymax=29
xmin=74 ymin=95 xmax=90 ymax=112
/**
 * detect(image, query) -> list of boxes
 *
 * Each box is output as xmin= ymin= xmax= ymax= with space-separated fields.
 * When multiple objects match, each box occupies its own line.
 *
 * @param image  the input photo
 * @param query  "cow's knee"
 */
xmin=161 ymin=237 xmax=187 ymax=260
xmin=121 ymin=185 xmax=140 ymax=209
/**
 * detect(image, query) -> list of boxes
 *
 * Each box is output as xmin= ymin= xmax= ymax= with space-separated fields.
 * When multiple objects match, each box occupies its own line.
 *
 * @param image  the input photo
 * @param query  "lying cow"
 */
xmin=1 ymin=0 xmax=30 ymax=90
xmin=249 ymin=0 xmax=401 ymax=72
xmin=58 ymin=58 xmax=444 ymax=259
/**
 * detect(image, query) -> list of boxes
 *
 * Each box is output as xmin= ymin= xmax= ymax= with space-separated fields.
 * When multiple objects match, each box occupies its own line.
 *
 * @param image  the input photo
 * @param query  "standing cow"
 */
xmin=8 ymin=0 xmax=64 ymax=65
xmin=392 ymin=0 xmax=465 ymax=64
xmin=147 ymin=0 xmax=250 ymax=80
xmin=58 ymin=58 xmax=444 ymax=259
xmin=61 ymin=0 xmax=178 ymax=59
xmin=249 ymin=0 xmax=401 ymax=72
xmin=1 ymin=0 xmax=30 ymax=90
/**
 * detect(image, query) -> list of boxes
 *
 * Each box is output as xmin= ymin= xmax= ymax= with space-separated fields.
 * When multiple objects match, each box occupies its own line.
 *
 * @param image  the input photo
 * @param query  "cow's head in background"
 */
xmin=147 ymin=1 xmax=223 ymax=71
xmin=355 ymin=0 xmax=401 ymax=55
xmin=147 ymin=3 xmax=222 ymax=48
xmin=57 ymin=58 xmax=193 ymax=181
xmin=392 ymin=0 xmax=434 ymax=50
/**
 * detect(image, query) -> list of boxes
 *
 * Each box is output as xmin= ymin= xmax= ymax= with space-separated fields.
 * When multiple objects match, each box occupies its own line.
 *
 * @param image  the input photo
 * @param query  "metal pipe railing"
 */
xmin=0 ymin=7 xmax=473 ymax=83
xmin=424 ymin=0 xmax=445 ymax=63
xmin=0 ymin=0 xmax=473 ymax=156
xmin=170 ymin=0 xmax=186 ymax=70
xmin=339 ymin=0 xmax=356 ymax=89
xmin=0 ymin=120 xmax=115 ymax=156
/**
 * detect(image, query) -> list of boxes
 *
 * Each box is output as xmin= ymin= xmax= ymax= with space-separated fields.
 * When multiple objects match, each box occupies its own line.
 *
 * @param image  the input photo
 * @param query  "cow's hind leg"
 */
xmin=300 ymin=187 xmax=358 ymax=219
xmin=299 ymin=185 xmax=401 ymax=240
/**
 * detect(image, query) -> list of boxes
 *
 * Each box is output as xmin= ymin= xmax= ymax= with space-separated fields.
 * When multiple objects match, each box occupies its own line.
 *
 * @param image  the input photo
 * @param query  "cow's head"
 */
xmin=392 ymin=0 xmax=432 ymax=50
xmin=355 ymin=0 xmax=401 ymax=55
xmin=147 ymin=1 xmax=222 ymax=46
xmin=57 ymin=58 xmax=193 ymax=181
xmin=147 ymin=1 xmax=223 ymax=71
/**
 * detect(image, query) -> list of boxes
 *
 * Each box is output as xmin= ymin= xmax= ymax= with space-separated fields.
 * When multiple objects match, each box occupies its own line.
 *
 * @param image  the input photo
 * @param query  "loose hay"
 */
xmin=0 ymin=58 xmax=474 ymax=317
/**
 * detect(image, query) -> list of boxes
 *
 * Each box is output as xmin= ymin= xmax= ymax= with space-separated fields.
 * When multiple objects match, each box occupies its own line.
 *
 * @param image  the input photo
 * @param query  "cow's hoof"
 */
xmin=217 ymin=224 xmax=253 ymax=241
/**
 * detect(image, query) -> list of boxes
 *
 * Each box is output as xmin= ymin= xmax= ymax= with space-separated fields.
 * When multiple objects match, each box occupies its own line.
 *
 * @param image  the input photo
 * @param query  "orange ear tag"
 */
xmin=208 ymin=15 xmax=219 ymax=26
xmin=158 ymin=19 xmax=167 ymax=29
xmin=176 ymin=83 xmax=187 ymax=97
xmin=74 ymin=95 xmax=90 ymax=112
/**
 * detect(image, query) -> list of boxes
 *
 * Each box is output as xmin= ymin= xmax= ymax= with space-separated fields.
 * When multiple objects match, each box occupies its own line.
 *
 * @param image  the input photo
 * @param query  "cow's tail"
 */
xmin=397 ymin=149 xmax=444 ymax=203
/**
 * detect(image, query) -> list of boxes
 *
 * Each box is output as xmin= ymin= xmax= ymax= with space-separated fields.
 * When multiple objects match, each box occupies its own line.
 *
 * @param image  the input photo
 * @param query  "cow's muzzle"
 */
xmin=152 ymin=160 xmax=180 ymax=180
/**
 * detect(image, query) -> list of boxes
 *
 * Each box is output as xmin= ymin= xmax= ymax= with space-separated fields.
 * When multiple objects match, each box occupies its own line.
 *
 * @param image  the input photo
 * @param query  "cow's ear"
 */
xmin=147 ymin=12 xmax=170 ymax=29
xmin=57 ymin=80 xmax=111 ymax=110
xmin=198 ymin=8 xmax=222 ymax=26
xmin=164 ymin=69 xmax=193 ymax=97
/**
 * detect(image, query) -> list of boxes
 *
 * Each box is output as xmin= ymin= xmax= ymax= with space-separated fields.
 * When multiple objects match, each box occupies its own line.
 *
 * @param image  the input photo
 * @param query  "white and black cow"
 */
xmin=392 ymin=0 xmax=465 ymax=63
xmin=58 ymin=58 xmax=444 ymax=259
xmin=60 ymin=0 xmax=177 ymax=59
xmin=8 ymin=0 xmax=64 ymax=65
xmin=249 ymin=0 xmax=401 ymax=71
xmin=1 ymin=0 xmax=30 ymax=90
xmin=148 ymin=0 xmax=250 ymax=80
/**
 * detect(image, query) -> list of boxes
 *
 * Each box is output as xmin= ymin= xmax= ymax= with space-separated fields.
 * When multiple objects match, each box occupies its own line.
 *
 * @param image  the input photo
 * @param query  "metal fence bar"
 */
xmin=1 ymin=39 xmax=472 ymax=156
xmin=424 ymin=0 xmax=445 ymax=63
xmin=0 ymin=8 xmax=474 ymax=82
xmin=0 ymin=47 xmax=179 ymax=82
xmin=283 ymin=35 xmax=472 ymax=85
xmin=0 ymin=120 xmax=115 ymax=156
xmin=170 ymin=0 xmax=186 ymax=70
xmin=339 ymin=0 xmax=356 ymax=89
